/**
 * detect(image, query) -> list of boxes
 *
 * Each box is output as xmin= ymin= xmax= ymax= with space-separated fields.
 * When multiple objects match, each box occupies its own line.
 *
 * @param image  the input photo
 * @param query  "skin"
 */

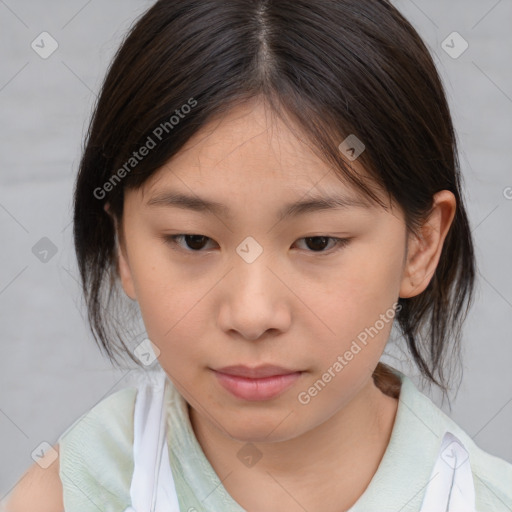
xmin=2 ymin=444 xmax=63 ymax=511
xmin=115 ymin=97 xmax=456 ymax=512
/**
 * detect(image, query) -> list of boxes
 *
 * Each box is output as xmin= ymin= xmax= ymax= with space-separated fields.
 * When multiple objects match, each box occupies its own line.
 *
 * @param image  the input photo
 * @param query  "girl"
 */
xmin=4 ymin=0 xmax=512 ymax=510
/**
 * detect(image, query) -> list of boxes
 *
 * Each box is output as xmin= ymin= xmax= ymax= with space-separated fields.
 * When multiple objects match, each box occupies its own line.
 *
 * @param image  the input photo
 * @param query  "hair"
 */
xmin=73 ymin=0 xmax=476 ymax=397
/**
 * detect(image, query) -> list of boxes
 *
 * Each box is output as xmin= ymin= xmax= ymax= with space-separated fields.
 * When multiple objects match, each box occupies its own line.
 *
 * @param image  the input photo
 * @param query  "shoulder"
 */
xmin=58 ymin=383 xmax=139 ymax=450
xmin=58 ymin=385 xmax=138 ymax=455
xmin=1 ymin=387 xmax=140 ymax=512
xmin=401 ymin=374 xmax=512 ymax=508
xmin=457 ymin=431 xmax=512 ymax=509
xmin=59 ymin=385 xmax=138 ymax=443
xmin=57 ymin=385 xmax=139 ymax=510
xmin=1 ymin=444 xmax=63 ymax=512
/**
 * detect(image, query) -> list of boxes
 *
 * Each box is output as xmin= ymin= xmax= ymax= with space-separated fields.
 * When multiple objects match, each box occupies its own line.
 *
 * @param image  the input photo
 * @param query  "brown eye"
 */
xmin=304 ymin=236 xmax=331 ymax=252
xmin=294 ymin=236 xmax=351 ymax=254
xmin=165 ymin=234 xmax=215 ymax=252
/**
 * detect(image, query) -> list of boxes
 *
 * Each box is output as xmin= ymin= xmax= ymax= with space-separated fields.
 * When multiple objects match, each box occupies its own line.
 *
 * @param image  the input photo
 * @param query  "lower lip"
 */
xmin=213 ymin=371 xmax=302 ymax=401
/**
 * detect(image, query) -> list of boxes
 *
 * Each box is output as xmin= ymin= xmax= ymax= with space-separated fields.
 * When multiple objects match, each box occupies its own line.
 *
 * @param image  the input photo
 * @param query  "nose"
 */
xmin=217 ymin=251 xmax=291 ymax=341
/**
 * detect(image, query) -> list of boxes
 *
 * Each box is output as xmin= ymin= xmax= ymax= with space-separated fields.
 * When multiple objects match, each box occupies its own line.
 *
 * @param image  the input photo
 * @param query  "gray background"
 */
xmin=1 ymin=0 xmax=511 ymax=498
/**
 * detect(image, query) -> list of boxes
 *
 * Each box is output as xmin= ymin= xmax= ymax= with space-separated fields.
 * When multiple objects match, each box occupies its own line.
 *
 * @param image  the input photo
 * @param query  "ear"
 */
xmin=399 ymin=190 xmax=456 ymax=298
xmin=104 ymin=202 xmax=137 ymax=301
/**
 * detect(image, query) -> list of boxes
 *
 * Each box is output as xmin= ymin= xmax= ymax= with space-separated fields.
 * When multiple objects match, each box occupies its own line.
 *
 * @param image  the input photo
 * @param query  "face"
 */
xmin=117 ymin=99 xmax=412 ymax=443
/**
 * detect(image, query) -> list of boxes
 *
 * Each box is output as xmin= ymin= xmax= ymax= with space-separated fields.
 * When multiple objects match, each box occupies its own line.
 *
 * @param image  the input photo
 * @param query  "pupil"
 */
xmin=186 ymin=235 xmax=207 ymax=250
xmin=306 ymin=237 xmax=328 ymax=251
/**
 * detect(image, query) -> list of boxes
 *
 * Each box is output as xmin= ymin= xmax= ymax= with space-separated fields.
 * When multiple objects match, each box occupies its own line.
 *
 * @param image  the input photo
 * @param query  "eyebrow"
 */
xmin=145 ymin=190 xmax=370 ymax=221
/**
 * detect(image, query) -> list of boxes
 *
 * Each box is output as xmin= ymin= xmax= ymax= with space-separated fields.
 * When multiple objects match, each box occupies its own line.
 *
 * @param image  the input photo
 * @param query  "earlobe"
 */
xmin=399 ymin=190 xmax=456 ymax=299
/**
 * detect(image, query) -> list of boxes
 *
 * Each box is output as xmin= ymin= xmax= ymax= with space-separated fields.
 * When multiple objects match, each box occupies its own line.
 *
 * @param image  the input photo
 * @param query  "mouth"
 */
xmin=211 ymin=365 xmax=303 ymax=401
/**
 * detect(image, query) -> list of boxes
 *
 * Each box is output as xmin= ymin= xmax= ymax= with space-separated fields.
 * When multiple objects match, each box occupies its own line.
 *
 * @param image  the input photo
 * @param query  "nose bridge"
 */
xmin=231 ymin=235 xmax=275 ymax=299
xmin=235 ymin=234 xmax=267 ymax=265
xmin=218 ymin=235 xmax=289 ymax=339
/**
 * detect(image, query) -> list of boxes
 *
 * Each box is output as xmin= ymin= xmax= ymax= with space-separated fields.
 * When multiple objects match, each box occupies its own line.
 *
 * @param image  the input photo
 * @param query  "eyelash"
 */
xmin=163 ymin=234 xmax=351 ymax=255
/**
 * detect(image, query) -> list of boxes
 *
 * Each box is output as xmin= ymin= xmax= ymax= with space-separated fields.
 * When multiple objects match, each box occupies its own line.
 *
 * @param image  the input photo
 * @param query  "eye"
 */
xmin=164 ymin=234 xmax=216 ymax=252
xmin=293 ymin=236 xmax=351 ymax=254
xmin=164 ymin=234 xmax=350 ymax=254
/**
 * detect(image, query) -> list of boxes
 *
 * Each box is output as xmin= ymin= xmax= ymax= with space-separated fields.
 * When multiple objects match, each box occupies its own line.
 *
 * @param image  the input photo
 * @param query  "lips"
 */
xmin=212 ymin=365 xmax=303 ymax=401
xmin=214 ymin=364 xmax=298 ymax=378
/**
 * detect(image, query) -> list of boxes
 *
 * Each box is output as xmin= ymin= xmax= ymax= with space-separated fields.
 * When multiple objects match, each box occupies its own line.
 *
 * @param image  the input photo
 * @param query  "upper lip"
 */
xmin=213 ymin=365 xmax=301 ymax=378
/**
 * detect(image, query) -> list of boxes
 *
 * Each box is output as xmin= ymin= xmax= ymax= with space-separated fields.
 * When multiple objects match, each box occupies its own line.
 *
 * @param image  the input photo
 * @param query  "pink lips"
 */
xmin=212 ymin=365 xmax=302 ymax=401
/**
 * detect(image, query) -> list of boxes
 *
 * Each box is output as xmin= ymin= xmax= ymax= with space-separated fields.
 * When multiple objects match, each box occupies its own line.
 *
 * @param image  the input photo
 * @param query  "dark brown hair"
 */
xmin=73 ymin=0 xmax=476 ymax=395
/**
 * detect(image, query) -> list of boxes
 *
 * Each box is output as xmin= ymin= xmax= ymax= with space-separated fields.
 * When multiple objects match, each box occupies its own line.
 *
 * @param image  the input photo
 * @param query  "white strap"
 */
xmin=154 ymin=429 xmax=181 ymax=511
xmin=420 ymin=431 xmax=477 ymax=512
xmin=126 ymin=372 xmax=181 ymax=512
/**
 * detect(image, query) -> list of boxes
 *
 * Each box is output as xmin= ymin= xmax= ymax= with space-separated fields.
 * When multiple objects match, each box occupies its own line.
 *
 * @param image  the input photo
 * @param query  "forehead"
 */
xmin=138 ymin=99 xmax=387 ymax=211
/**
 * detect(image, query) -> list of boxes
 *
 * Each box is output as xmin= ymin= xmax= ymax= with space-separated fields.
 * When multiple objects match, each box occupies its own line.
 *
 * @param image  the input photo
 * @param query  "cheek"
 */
xmin=136 ymin=276 xmax=208 ymax=350
xmin=125 ymin=242 xmax=199 ymax=345
xmin=322 ymin=248 xmax=401 ymax=318
xmin=307 ymin=243 xmax=403 ymax=366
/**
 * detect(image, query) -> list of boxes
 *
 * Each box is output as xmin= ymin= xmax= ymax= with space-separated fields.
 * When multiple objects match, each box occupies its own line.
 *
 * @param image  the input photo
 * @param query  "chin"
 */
xmin=216 ymin=408 xmax=302 ymax=444
xmin=229 ymin=426 xmax=298 ymax=444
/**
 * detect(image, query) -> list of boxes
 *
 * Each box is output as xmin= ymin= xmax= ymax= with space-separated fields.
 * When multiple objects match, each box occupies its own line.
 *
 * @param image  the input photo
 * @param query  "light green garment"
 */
xmin=57 ymin=369 xmax=512 ymax=511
